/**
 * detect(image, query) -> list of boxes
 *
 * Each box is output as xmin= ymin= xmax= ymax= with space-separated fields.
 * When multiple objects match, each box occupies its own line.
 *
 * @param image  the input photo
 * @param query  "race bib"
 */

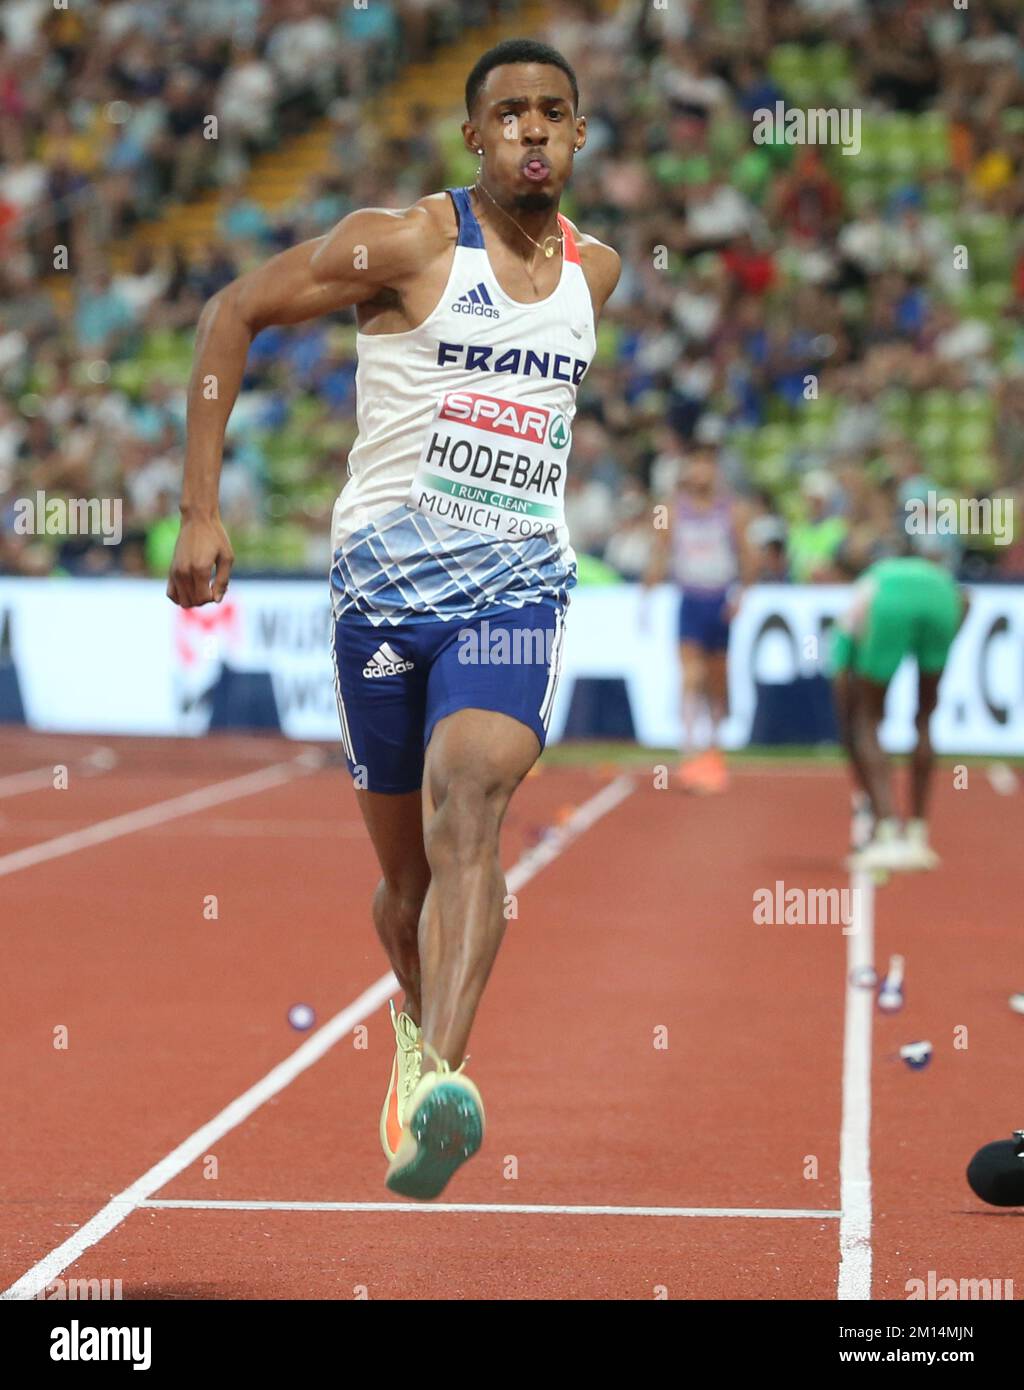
xmin=409 ymin=389 xmax=571 ymax=541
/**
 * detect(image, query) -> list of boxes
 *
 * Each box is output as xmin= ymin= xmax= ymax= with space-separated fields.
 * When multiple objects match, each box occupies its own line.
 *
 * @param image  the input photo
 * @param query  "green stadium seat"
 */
xmin=880 ymin=389 xmax=916 ymax=428
xmin=816 ymin=43 xmax=850 ymax=83
xmin=764 ymin=396 xmax=796 ymax=426
xmin=800 ymin=396 xmax=840 ymax=424
xmin=954 ymin=419 xmax=994 ymax=452
xmin=709 ymin=113 xmax=745 ymax=162
xmin=965 ymin=215 xmax=1013 ymax=282
xmin=957 ymin=390 xmax=996 ymax=422
xmin=954 ymin=455 xmax=997 ymax=490
xmin=595 ymin=322 xmax=620 ymax=367
xmin=917 ymin=111 xmax=948 ymax=140
xmin=769 ymin=45 xmax=806 ymax=85
xmin=750 ymin=451 xmax=790 ymax=491
xmin=766 ymin=49 xmax=818 ymax=106
xmin=853 ymin=119 xmax=886 ymax=175
xmin=757 ymin=424 xmax=799 ymax=453
xmin=925 ymin=457 xmax=956 ymax=488
xmin=732 ymin=148 xmax=775 ymax=201
xmin=921 ymin=390 xmax=957 ymax=420
xmin=924 ymin=181 xmax=958 ymax=215
xmin=910 ymin=116 xmax=950 ymax=170
xmin=883 ymin=116 xmax=918 ymax=174
xmin=844 ymin=178 xmax=880 ymax=214
xmin=711 ymin=0 xmax=746 ymax=28
xmin=978 ymin=282 xmax=1012 ymax=316
xmin=797 ymin=418 xmax=834 ymax=448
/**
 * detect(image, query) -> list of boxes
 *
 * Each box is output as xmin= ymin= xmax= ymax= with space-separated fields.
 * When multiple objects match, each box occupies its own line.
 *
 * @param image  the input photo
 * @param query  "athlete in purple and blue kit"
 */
xmin=166 ymin=39 xmax=620 ymax=1200
xmin=645 ymin=446 xmax=750 ymax=793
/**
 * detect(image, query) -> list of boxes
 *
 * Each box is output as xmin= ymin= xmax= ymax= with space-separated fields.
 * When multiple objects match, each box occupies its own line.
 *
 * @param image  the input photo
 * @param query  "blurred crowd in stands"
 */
xmin=2 ymin=0 xmax=1024 ymax=583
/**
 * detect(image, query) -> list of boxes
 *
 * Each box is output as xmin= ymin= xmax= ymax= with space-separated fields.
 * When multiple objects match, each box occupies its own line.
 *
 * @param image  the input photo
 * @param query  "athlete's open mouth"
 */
xmin=521 ymin=155 xmax=551 ymax=183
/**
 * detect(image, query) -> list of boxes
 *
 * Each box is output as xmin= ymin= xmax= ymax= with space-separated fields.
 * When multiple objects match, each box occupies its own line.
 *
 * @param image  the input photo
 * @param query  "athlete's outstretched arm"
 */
xmin=167 ymin=207 xmax=438 ymax=608
xmin=643 ymin=511 xmax=671 ymax=587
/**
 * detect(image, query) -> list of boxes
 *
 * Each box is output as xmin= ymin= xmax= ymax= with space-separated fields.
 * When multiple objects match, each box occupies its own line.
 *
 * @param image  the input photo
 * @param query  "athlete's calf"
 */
xmin=356 ymin=789 xmax=431 ymax=1024
xmin=418 ymin=708 xmax=539 ymax=1068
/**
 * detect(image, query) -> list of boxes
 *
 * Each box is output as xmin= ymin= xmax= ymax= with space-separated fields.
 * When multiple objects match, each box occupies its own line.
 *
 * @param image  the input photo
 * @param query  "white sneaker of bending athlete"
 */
xmin=850 ymin=792 xmax=875 ymax=851
xmin=901 ymin=819 xmax=941 ymax=870
xmin=847 ymin=819 xmax=919 ymax=872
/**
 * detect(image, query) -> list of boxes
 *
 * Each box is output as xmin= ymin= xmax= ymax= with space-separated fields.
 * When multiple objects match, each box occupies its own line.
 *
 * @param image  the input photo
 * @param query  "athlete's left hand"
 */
xmin=166 ymin=514 xmax=235 ymax=608
xmin=723 ymin=586 xmax=744 ymax=621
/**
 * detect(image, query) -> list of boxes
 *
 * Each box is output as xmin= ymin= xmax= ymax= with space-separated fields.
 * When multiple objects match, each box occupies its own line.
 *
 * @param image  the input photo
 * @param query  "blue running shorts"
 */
xmin=332 ymin=600 xmax=566 ymax=793
xmin=678 ymin=586 xmax=731 ymax=654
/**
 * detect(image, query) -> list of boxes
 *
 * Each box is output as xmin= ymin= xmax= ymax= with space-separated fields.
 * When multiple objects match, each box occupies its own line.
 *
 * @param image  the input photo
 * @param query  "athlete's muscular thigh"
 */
xmin=422 ymin=708 xmax=540 ymax=828
xmin=679 ymin=641 xmax=706 ymax=691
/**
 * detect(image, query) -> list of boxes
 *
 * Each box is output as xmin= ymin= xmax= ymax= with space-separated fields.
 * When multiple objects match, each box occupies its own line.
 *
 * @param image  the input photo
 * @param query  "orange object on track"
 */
xmin=674 ymin=748 xmax=729 ymax=794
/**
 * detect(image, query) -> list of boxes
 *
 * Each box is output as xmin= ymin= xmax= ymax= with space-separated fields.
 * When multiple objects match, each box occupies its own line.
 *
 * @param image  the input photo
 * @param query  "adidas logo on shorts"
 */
xmin=452 ymin=282 xmax=500 ymax=319
xmin=362 ymin=642 xmax=415 ymax=678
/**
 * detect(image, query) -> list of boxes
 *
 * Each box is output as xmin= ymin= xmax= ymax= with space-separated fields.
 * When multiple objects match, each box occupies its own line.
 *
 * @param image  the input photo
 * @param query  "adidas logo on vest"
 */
xmin=362 ymin=642 xmax=415 ymax=678
xmin=452 ymin=282 xmax=500 ymax=319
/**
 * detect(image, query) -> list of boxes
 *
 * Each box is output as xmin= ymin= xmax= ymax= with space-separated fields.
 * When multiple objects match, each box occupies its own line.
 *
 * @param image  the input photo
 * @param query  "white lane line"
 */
xmin=506 ymin=774 xmax=633 ymax=892
xmin=0 ymin=766 xmax=56 ymax=798
xmin=837 ymin=867 xmax=874 ymax=1300
xmin=0 ymin=747 xmax=118 ymax=800
xmin=0 ymin=975 xmax=393 ymax=1302
xmin=0 ymin=818 xmax=370 ymax=840
xmin=1 ymin=772 xmax=634 ymax=1300
xmin=0 ymin=978 xmax=391 ymax=1301
xmin=0 ymin=753 xmax=324 ymax=879
xmin=141 ymin=1199 xmax=840 ymax=1219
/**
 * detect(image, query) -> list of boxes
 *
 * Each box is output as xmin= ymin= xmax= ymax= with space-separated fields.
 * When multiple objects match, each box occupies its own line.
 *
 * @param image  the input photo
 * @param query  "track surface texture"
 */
xmin=2 ymin=731 xmax=1020 ymax=1300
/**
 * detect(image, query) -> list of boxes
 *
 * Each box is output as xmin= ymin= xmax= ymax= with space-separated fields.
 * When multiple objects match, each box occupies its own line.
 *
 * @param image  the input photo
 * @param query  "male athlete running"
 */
xmin=831 ymin=551 xmax=969 ymax=872
xmin=166 ymin=39 xmax=620 ymax=1199
xmin=644 ymin=445 xmax=748 ymax=793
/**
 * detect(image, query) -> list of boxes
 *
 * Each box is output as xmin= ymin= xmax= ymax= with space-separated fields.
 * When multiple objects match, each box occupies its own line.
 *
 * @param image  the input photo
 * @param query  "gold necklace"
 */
xmin=473 ymin=180 xmax=564 ymax=261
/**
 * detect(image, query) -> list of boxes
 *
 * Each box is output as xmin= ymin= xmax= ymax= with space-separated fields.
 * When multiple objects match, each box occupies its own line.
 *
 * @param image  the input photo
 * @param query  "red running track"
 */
xmin=1 ymin=731 xmax=1020 ymax=1299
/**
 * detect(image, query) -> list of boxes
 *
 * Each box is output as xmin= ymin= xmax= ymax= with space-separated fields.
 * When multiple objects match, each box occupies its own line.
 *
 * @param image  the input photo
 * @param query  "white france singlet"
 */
xmin=329 ymin=185 xmax=597 ymax=626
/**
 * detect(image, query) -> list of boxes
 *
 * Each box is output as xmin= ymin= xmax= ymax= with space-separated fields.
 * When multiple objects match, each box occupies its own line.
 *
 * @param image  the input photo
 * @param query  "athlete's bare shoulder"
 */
xmin=564 ymin=218 xmax=621 ymax=320
xmin=373 ymin=190 xmax=459 ymax=265
xmin=368 ymin=189 xmax=458 ymax=252
xmin=313 ymin=192 xmax=454 ymax=289
xmin=414 ymin=189 xmax=461 ymax=242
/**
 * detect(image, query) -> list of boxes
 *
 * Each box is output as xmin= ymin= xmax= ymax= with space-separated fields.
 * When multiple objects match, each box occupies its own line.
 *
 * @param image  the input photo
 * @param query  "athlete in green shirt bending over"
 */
xmin=831 ymin=555 xmax=969 ymax=872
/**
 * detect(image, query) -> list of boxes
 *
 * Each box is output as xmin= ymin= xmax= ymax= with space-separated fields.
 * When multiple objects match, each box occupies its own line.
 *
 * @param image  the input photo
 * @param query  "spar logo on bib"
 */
xmin=438 ymin=391 xmax=553 ymax=443
xmin=548 ymin=413 xmax=569 ymax=449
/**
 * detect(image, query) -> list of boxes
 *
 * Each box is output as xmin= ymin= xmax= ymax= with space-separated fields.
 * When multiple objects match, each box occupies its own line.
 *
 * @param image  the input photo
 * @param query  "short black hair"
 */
xmin=465 ymin=38 xmax=579 ymax=118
